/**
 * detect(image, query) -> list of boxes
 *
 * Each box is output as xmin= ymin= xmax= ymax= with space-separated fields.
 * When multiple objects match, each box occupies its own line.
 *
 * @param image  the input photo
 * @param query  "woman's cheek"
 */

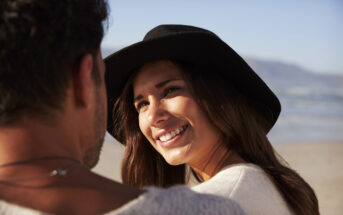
xmin=168 ymin=97 xmax=193 ymax=114
xmin=139 ymin=115 xmax=152 ymax=142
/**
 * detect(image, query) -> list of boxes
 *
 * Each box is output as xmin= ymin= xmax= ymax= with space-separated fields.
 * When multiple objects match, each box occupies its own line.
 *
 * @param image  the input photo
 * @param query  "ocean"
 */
xmin=268 ymin=86 xmax=343 ymax=143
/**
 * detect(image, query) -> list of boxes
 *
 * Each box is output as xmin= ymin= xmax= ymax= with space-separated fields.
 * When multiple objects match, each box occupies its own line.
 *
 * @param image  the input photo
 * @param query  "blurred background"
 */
xmin=93 ymin=1 xmax=343 ymax=214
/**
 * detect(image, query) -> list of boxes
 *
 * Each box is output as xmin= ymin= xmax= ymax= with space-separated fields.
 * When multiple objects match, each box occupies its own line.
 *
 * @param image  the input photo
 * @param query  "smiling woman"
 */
xmin=132 ymin=60 xmax=227 ymax=171
xmin=105 ymin=24 xmax=319 ymax=215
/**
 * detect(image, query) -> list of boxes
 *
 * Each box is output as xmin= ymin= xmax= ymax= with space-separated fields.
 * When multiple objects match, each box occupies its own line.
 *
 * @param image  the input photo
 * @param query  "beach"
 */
xmin=274 ymin=142 xmax=343 ymax=215
xmin=93 ymin=136 xmax=343 ymax=215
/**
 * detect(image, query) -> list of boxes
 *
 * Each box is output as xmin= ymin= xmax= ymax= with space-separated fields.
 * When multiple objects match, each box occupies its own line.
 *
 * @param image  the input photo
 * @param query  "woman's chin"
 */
xmin=164 ymin=156 xmax=187 ymax=166
xmin=160 ymin=146 xmax=191 ymax=166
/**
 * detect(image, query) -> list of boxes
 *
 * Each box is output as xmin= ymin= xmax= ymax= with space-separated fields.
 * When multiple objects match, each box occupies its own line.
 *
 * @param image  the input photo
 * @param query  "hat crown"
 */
xmin=143 ymin=24 xmax=215 ymax=41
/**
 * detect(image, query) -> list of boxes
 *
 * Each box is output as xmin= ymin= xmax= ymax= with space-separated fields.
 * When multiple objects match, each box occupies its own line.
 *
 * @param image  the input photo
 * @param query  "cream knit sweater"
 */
xmin=192 ymin=163 xmax=293 ymax=215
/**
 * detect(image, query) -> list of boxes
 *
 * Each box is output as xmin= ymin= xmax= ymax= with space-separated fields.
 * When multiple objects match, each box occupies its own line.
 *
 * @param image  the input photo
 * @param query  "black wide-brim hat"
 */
xmin=105 ymin=24 xmax=281 ymax=138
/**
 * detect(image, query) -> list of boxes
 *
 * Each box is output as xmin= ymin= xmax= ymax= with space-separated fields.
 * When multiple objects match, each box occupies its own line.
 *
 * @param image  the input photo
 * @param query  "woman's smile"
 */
xmin=156 ymin=124 xmax=189 ymax=148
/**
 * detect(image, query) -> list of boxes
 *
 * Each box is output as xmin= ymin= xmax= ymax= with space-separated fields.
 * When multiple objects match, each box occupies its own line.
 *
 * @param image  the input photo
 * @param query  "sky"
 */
xmin=101 ymin=0 xmax=343 ymax=75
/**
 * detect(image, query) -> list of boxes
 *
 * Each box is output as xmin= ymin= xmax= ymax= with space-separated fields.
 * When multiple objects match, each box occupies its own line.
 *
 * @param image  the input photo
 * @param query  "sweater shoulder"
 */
xmin=192 ymin=163 xmax=265 ymax=196
xmin=192 ymin=163 xmax=293 ymax=215
xmin=108 ymin=185 xmax=245 ymax=215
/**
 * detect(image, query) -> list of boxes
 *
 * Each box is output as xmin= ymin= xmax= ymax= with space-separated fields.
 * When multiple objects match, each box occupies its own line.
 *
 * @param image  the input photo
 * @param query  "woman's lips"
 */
xmin=157 ymin=124 xmax=188 ymax=148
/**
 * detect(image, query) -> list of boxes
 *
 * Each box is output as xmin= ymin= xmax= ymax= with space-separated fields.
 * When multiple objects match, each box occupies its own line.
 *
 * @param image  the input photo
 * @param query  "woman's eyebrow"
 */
xmin=155 ymin=78 xmax=181 ymax=88
xmin=134 ymin=78 xmax=181 ymax=103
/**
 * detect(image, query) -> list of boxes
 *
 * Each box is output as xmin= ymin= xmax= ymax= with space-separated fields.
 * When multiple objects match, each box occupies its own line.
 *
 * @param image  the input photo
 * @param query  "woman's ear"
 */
xmin=72 ymin=54 xmax=94 ymax=107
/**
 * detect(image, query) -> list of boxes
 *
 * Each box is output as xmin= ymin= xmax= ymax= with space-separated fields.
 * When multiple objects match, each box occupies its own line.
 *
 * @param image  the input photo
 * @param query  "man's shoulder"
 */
xmin=0 ymin=185 xmax=246 ymax=215
xmin=107 ymin=185 xmax=245 ymax=215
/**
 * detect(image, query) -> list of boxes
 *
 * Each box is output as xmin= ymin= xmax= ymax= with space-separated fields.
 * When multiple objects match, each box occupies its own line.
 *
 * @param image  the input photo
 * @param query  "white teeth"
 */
xmin=158 ymin=126 xmax=186 ymax=142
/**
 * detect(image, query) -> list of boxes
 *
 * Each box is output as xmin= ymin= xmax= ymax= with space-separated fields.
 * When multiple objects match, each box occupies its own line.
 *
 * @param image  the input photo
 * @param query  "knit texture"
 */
xmin=192 ymin=163 xmax=293 ymax=215
xmin=108 ymin=185 xmax=245 ymax=215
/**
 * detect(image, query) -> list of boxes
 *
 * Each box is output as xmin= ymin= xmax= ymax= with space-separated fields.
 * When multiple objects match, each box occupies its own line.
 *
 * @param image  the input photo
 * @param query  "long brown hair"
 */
xmin=113 ymin=60 xmax=319 ymax=215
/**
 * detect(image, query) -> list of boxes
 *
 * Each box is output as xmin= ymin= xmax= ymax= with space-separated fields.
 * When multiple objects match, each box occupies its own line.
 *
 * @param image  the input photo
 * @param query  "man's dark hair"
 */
xmin=0 ymin=0 xmax=108 ymax=125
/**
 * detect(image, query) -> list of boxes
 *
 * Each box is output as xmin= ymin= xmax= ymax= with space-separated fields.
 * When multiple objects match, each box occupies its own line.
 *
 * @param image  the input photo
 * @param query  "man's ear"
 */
xmin=72 ymin=54 xmax=94 ymax=107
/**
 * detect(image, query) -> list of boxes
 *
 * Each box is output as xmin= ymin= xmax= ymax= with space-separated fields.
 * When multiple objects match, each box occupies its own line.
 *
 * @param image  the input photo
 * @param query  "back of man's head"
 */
xmin=0 ymin=0 xmax=108 ymax=125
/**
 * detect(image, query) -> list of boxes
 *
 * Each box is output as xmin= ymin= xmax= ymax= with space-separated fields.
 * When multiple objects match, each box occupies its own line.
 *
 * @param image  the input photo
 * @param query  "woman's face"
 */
xmin=133 ymin=60 xmax=222 ymax=166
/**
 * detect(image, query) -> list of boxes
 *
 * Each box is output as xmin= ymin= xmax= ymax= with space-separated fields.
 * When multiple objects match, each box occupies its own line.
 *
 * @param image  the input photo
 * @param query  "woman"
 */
xmin=105 ymin=24 xmax=319 ymax=215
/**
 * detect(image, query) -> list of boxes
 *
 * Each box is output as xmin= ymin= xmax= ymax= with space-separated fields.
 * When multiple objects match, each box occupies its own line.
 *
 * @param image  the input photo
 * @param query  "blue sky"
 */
xmin=101 ymin=0 xmax=343 ymax=75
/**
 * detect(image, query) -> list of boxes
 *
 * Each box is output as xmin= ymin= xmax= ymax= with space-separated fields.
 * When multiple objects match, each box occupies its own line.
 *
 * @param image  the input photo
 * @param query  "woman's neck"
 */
xmin=190 ymin=146 xmax=245 ymax=181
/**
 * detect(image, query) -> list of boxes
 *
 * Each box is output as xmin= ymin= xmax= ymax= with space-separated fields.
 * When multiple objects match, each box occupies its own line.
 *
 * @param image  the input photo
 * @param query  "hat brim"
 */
xmin=105 ymin=32 xmax=281 ymax=138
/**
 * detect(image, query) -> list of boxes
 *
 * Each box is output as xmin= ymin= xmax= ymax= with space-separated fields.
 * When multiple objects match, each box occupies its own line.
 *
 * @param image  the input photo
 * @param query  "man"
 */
xmin=0 ymin=1 xmax=245 ymax=214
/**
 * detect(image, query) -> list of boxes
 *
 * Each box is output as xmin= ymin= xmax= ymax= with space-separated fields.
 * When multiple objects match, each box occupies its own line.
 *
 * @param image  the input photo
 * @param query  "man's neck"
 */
xmin=0 ymin=117 xmax=82 ymax=166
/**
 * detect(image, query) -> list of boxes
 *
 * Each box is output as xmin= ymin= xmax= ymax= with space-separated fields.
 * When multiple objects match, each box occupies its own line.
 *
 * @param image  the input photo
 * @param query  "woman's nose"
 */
xmin=147 ymin=98 xmax=169 ymax=126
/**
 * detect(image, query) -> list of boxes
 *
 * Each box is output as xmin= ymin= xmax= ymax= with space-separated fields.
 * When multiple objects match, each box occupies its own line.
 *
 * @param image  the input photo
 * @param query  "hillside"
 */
xmin=244 ymin=57 xmax=343 ymax=89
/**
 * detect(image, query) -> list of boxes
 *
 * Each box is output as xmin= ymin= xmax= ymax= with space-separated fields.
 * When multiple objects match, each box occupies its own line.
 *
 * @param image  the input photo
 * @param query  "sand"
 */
xmin=274 ymin=142 xmax=343 ymax=215
xmin=93 ymin=135 xmax=343 ymax=215
xmin=92 ymin=136 xmax=124 ymax=182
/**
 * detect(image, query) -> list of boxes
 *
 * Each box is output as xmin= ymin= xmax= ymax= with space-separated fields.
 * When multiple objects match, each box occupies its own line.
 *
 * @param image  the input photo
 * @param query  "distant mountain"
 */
xmin=102 ymin=48 xmax=343 ymax=90
xmin=244 ymin=57 xmax=343 ymax=89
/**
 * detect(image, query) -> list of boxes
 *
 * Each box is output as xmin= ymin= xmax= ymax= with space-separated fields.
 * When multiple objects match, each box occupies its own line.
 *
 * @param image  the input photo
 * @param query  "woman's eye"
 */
xmin=136 ymin=101 xmax=149 ymax=112
xmin=163 ymin=86 xmax=181 ymax=97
